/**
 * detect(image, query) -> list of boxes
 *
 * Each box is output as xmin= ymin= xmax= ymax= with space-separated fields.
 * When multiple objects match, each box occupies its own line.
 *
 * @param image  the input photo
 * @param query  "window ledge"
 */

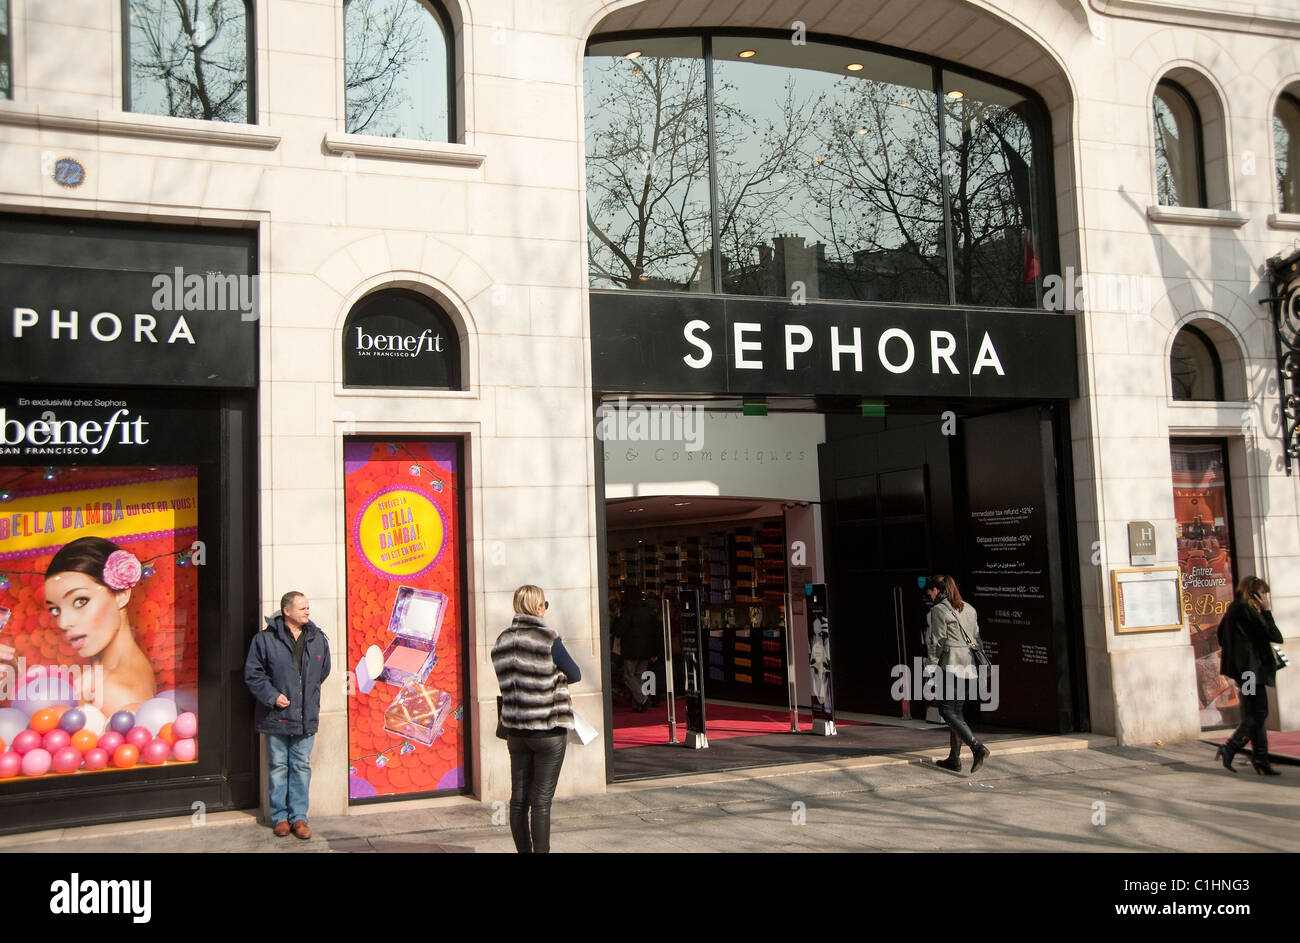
xmin=1146 ymin=204 xmax=1248 ymax=228
xmin=323 ymin=131 xmax=484 ymax=167
xmin=1268 ymin=212 xmax=1300 ymax=230
xmin=0 ymin=102 xmax=280 ymax=148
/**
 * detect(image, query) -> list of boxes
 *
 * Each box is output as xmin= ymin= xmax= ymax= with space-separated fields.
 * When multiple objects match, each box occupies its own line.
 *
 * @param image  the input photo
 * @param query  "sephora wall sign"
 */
xmin=0 ymin=214 xmax=257 ymax=389
xmin=590 ymin=292 xmax=1078 ymax=399
xmin=343 ymin=289 xmax=461 ymax=390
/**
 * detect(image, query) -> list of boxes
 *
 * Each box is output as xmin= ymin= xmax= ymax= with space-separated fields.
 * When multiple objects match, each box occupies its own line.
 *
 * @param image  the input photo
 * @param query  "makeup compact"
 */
xmin=378 ymin=586 xmax=448 ymax=688
xmin=383 ymin=679 xmax=453 ymax=746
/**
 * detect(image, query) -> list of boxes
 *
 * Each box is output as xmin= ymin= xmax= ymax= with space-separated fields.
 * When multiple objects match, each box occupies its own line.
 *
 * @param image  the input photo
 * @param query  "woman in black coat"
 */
xmin=1217 ymin=576 xmax=1285 ymax=775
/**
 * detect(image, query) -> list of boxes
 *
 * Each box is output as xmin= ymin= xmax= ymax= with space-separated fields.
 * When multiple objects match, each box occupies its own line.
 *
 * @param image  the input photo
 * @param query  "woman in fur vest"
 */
xmin=1217 ymin=576 xmax=1285 ymax=775
xmin=492 ymin=585 xmax=582 ymax=852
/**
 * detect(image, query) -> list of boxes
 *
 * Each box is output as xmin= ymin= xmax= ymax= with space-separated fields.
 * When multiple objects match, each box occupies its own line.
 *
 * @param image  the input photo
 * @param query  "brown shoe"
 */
xmin=291 ymin=820 xmax=311 ymax=840
xmin=273 ymin=821 xmax=291 ymax=837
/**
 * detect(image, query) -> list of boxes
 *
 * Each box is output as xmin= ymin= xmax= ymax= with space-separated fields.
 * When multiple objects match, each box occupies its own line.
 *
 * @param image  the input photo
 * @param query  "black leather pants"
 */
xmin=507 ymin=731 xmax=567 ymax=853
xmin=938 ymin=699 xmax=980 ymax=756
xmin=1228 ymin=688 xmax=1270 ymax=757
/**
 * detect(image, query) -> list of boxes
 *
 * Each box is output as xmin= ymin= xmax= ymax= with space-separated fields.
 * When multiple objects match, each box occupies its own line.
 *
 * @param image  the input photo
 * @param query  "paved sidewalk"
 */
xmin=5 ymin=736 xmax=1297 ymax=852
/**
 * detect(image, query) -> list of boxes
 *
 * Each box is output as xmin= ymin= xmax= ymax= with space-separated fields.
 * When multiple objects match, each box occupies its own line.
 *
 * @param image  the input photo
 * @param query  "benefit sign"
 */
xmin=344 ymin=440 xmax=466 ymax=801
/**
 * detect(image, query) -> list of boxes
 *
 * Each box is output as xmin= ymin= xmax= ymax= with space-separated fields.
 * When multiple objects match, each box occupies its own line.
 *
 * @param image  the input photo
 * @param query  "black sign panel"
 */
xmin=342 ymin=289 xmax=461 ymax=390
xmin=0 ymin=391 xmax=223 ymax=466
xmin=679 ymin=589 xmax=707 ymax=737
xmin=962 ymin=408 xmax=1057 ymax=729
xmin=590 ymin=292 xmax=1078 ymax=399
xmin=0 ymin=215 xmax=257 ymax=389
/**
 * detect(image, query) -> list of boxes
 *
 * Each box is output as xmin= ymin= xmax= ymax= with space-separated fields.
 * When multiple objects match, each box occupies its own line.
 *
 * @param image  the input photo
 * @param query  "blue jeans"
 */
xmin=267 ymin=733 xmax=315 ymax=825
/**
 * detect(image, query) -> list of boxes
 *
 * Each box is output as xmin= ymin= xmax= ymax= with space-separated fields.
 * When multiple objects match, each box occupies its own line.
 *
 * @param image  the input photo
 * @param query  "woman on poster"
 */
xmin=1217 ymin=577 xmax=1285 ymax=775
xmin=492 ymin=585 xmax=581 ymax=853
xmin=2 ymin=537 xmax=157 ymax=719
xmin=925 ymin=574 xmax=991 ymax=775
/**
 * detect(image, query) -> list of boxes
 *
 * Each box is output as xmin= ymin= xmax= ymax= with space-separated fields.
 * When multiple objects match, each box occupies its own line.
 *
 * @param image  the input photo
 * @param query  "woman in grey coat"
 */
xmin=925 ymin=574 xmax=990 ymax=774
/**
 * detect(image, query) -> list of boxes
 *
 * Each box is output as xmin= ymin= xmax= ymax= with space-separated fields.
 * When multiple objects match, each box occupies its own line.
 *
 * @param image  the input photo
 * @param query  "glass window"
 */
xmin=1275 ymin=92 xmax=1300 ymax=215
xmin=584 ymin=37 xmax=711 ymax=291
xmin=1 ymin=1 xmax=10 ymax=100
xmin=942 ymin=71 xmax=1043 ymax=307
xmin=125 ymin=0 xmax=252 ymax=122
xmin=582 ymin=32 xmax=1053 ymax=308
xmin=1170 ymin=325 xmax=1223 ymax=401
xmin=344 ymin=0 xmax=451 ymax=142
xmin=712 ymin=38 xmax=947 ymax=304
xmin=1154 ymin=81 xmax=1205 ymax=208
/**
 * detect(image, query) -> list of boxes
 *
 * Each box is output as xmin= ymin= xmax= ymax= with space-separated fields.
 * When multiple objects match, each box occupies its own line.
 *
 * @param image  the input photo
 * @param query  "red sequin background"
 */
xmin=344 ymin=442 xmax=465 ymax=799
xmin=0 ymin=466 xmax=199 ymax=729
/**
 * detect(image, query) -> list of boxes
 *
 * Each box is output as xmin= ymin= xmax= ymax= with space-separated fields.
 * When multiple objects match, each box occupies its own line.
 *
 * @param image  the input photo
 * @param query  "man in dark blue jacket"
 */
xmin=244 ymin=592 xmax=331 ymax=839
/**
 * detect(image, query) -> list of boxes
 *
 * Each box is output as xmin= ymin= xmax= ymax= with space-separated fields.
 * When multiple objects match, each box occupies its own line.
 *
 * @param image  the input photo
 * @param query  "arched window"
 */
xmin=124 ymin=0 xmax=253 ymax=123
xmin=1275 ymin=91 xmax=1300 ymax=215
xmin=344 ymin=0 xmax=452 ymax=142
xmin=1153 ymin=80 xmax=1206 ymax=208
xmin=343 ymin=288 xmax=462 ymax=390
xmin=1170 ymin=325 xmax=1223 ymax=401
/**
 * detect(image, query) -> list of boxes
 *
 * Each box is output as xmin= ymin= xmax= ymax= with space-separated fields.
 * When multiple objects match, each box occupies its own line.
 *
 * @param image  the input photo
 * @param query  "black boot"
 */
xmin=935 ymin=730 xmax=961 ymax=772
xmin=1249 ymin=732 xmax=1281 ymax=776
xmin=970 ymin=743 xmax=990 ymax=773
xmin=1217 ymin=733 xmax=1248 ymax=772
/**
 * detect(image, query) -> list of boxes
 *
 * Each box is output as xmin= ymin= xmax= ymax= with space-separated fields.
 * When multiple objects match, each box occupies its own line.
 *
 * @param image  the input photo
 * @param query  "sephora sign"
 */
xmin=591 ymin=293 xmax=1078 ymax=399
xmin=0 ymin=214 xmax=258 ymax=389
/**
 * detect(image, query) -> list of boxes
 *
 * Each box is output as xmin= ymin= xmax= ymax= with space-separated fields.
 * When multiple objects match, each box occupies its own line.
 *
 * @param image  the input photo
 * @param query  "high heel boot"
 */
xmin=936 ymin=730 xmax=962 ymax=772
xmin=1249 ymin=732 xmax=1281 ymax=776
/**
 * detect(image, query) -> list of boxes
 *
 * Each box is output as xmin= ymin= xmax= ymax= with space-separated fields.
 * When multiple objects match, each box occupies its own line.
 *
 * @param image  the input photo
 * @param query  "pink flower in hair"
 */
xmin=102 ymin=550 xmax=142 ymax=590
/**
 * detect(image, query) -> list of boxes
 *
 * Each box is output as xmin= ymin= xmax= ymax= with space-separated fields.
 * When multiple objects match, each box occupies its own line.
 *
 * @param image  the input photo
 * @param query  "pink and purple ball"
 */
xmin=109 ymin=711 xmax=136 ymax=735
xmin=96 ymin=731 xmax=124 ymax=755
xmin=173 ymin=712 xmax=198 ymax=740
xmin=20 ymin=748 xmax=52 ymax=776
xmin=42 ymin=728 xmax=70 ymax=753
xmin=51 ymin=746 xmax=82 ymax=774
xmin=11 ymin=729 xmax=42 ymax=755
xmin=0 ymin=752 xmax=21 ymax=778
xmin=125 ymin=726 xmax=151 ymax=749
xmin=82 ymin=748 xmax=108 ymax=771
xmin=171 ymin=738 xmax=197 ymax=762
xmin=141 ymin=739 xmax=170 ymax=765
xmin=58 ymin=708 xmax=86 ymax=734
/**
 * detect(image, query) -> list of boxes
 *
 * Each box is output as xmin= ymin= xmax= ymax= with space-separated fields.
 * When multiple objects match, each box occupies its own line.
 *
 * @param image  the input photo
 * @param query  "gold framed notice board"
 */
xmin=1111 ymin=566 xmax=1185 ymax=634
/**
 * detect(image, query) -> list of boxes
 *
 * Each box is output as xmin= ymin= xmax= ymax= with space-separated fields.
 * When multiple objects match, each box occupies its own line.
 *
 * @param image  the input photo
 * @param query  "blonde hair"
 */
xmin=513 ymin=584 xmax=546 ymax=615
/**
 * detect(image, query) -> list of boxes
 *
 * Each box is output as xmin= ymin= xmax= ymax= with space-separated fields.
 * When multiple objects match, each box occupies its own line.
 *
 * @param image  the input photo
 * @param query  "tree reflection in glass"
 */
xmin=584 ymin=38 xmax=712 ymax=291
xmin=344 ymin=0 xmax=449 ymax=142
xmin=127 ymin=0 xmax=250 ymax=122
xmin=942 ymin=72 xmax=1042 ymax=307
xmin=713 ymin=40 xmax=946 ymax=304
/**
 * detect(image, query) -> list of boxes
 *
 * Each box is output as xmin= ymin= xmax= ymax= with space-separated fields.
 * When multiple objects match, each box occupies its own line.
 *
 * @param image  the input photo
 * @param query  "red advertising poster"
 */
xmin=0 ymin=466 xmax=200 ymax=781
xmin=344 ymin=440 xmax=466 ymax=800
xmin=1170 ymin=441 xmax=1237 ymax=727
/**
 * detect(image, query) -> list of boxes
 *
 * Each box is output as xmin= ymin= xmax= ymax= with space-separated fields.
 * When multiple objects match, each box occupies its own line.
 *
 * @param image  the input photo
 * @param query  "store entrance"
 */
xmin=598 ymin=400 xmax=1084 ymax=782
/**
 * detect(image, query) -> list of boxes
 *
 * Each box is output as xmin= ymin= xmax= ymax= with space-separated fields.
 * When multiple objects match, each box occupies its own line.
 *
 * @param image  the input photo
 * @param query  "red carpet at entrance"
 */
xmin=612 ymin=701 xmax=865 ymax=749
xmin=1206 ymin=730 xmax=1300 ymax=761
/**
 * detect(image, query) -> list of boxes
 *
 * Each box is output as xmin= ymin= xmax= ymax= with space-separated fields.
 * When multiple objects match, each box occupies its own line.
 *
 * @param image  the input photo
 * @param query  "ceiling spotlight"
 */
xmin=738 ymin=49 xmax=757 ymax=58
xmin=946 ymin=89 xmax=964 ymax=99
xmin=625 ymin=50 xmax=642 ymax=59
xmin=846 ymin=63 xmax=864 ymax=72
xmin=855 ymin=127 xmax=868 ymax=134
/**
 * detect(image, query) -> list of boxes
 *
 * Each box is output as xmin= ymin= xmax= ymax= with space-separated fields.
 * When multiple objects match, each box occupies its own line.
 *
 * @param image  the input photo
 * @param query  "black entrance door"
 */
xmin=819 ymin=417 xmax=958 ymax=716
